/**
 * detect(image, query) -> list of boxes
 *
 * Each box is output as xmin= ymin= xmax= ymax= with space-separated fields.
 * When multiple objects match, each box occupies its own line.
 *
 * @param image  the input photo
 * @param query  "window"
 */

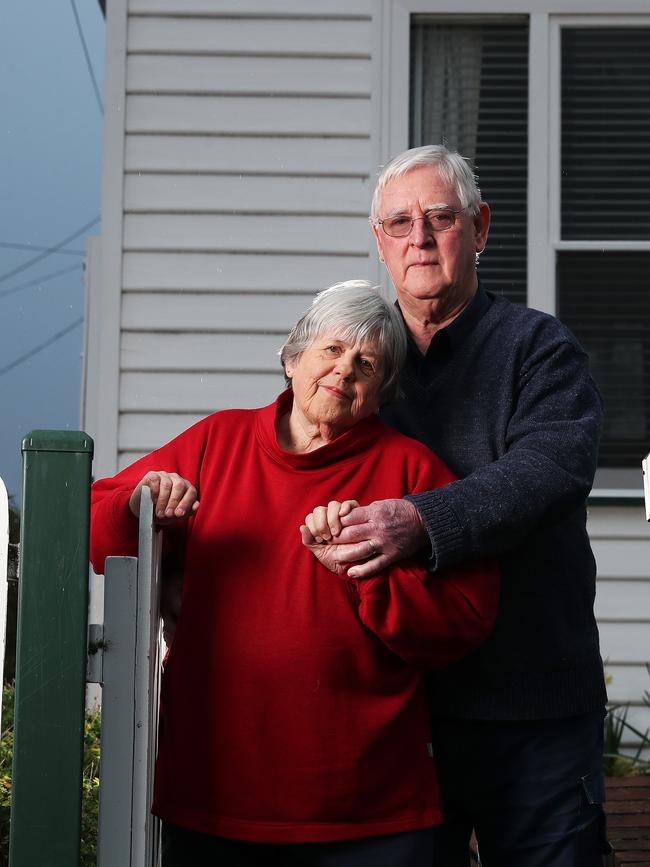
xmin=408 ymin=14 xmax=650 ymax=491
xmin=557 ymin=27 xmax=650 ymax=487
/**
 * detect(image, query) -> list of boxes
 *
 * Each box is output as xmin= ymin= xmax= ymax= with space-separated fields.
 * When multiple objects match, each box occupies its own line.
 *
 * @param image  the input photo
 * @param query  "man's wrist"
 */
xmin=404 ymin=498 xmax=432 ymax=553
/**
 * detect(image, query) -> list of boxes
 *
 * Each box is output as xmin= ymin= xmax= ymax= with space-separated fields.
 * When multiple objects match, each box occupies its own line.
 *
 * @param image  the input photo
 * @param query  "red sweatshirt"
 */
xmin=91 ymin=390 xmax=499 ymax=843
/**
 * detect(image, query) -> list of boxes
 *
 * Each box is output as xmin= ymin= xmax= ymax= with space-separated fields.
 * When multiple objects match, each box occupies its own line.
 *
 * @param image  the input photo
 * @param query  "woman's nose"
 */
xmin=334 ymin=355 xmax=355 ymax=379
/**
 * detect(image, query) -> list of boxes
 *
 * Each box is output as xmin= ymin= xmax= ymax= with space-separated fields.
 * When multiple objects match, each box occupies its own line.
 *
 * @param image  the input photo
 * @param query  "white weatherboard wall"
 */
xmin=590 ymin=506 xmax=650 ymax=752
xmin=87 ymin=0 xmax=650 ymax=727
xmin=85 ymin=0 xmax=380 ymax=473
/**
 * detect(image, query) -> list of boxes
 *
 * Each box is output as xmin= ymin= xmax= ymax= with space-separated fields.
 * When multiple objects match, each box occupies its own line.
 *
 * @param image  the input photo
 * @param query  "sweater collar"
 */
xmin=255 ymin=388 xmax=383 ymax=469
xmin=443 ymin=284 xmax=492 ymax=349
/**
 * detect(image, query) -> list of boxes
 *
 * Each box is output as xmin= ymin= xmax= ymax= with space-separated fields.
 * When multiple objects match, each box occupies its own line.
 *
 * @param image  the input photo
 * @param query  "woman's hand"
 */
xmin=304 ymin=499 xmax=359 ymax=542
xmin=300 ymin=500 xmax=359 ymax=574
xmin=129 ymin=471 xmax=199 ymax=524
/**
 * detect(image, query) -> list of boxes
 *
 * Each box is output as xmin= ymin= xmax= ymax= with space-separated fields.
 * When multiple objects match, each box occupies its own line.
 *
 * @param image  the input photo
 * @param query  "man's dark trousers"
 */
xmin=430 ymin=710 xmax=607 ymax=867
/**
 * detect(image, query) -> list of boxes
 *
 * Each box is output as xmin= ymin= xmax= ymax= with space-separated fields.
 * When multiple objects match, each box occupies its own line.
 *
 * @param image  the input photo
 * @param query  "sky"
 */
xmin=0 ymin=0 xmax=105 ymax=503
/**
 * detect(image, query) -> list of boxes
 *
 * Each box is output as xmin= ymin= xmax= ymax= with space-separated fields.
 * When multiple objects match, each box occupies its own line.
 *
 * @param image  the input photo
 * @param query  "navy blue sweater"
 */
xmin=381 ymin=289 xmax=607 ymax=720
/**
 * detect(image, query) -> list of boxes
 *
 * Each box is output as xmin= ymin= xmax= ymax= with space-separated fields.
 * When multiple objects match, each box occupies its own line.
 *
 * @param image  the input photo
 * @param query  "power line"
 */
xmin=69 ymin=0 xmax=104 ymax=116
xmin=0 ymin=317 xmax=84 ymax=377
xmin=0 ymin=241 xmax=85 ymax=257
xmin=0 ymin=216 xmax=99 ymax=285
xmin=0 ymin=264 xmax=82 ymax=301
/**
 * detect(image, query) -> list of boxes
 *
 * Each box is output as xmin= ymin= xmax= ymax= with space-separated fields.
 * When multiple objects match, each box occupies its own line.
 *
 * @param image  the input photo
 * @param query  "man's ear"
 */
xmin=474 ymin=202 xmax=491 ymax=254
xmin=370 ymin=218 xmax=386 ymax=263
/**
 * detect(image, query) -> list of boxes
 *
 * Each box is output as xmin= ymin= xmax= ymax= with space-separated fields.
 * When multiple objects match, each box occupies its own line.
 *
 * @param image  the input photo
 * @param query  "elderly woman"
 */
xmin=90 ymin=281 xmax=498 ymax=867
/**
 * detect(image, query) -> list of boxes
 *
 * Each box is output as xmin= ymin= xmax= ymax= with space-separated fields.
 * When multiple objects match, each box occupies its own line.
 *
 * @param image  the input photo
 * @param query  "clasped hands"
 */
xmin=300 ymin=497 xmax=428 ymax=579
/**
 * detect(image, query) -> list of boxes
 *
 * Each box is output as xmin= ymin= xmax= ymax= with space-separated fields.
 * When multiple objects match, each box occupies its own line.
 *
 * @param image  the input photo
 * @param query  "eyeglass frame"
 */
xmin=375 ymin=206 xmax=469 ymax=238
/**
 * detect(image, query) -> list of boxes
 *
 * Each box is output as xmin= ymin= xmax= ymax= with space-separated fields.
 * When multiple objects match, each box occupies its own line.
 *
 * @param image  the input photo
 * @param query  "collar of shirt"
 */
xmin=400 ymin=285 xmax=493 ymax=376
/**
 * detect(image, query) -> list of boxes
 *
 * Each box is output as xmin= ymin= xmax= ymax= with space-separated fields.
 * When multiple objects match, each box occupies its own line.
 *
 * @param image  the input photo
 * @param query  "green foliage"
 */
xmin=0 ymin=683 xmax=101 ymax=866
xmin=81 ymin=707 xmax=101 ymax=866
xmin=0 ymin=686 xmax=14 ymax=867
xmin=603 ymin=665 xmax=650 ymax=777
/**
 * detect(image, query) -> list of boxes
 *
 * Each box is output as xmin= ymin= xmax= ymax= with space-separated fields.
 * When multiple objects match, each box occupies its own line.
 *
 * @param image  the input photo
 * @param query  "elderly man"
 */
xmin=318 ymin=146 xmax=608 ymax=866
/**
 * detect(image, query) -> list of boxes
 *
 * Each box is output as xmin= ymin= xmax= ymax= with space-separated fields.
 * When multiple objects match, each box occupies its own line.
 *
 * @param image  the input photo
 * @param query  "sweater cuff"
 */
xmin=110 ymin=489 xmax=140 ymax=542
xmin=404 ymin=491 xmax=466 ymax=572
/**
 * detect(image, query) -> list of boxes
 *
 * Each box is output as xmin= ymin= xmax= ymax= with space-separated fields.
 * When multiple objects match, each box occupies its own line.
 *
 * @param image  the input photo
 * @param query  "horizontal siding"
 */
xmin=119 ymin=413 xmax=206 ymax=451
xmin=599 ymin=623 xmax=650 ymax=665
xmin=120 ymin=370 xmax=284 ymax=411
xmin=127 ymin=56 xmax=372 ymax=96
xmin=588 ymin=505 xmax=649 ymax=539
xmin=125 ymin=95 xmax=371 ymax=136
xmin=592 ymin=538 xmax=650 ymax=579
xmin=595 ymin=579 xmax=650 ymax=620
xmin=122 ymin=292 xmax=313 ymax=332
xmin=124 ymin=174 xmax=370 ymax=213
xmin=589 ymin=505 xmax=650 ymax=739
xmin=129 ymin=0 xmax=372 ymax=16
xmin=123 ymin=214 xmax=368 ymax=253
xmin=128 ymin=17 xmax=372 ymax=56
xmin=122 ymin=332 xmax=285 ymax=371
xmin=124 ymin=135 xmax=372 ymax=175
xmin=122 ymin=252 xmax=370 ymax=291
xmin=603 ymin=663 xmax=650 ymax=704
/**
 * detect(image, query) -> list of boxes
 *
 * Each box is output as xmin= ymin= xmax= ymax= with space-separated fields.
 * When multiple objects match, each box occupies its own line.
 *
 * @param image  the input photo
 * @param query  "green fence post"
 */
xmin=9 ymin=430 xmax=94 ymax=867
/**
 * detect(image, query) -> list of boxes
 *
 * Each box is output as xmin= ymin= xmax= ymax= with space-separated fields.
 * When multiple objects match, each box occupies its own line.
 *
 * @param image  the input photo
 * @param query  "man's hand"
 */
xmin=332 ymin=499 xmax=429 ymax=579
xmin=129 ymin=471 xmax=199 ymax=524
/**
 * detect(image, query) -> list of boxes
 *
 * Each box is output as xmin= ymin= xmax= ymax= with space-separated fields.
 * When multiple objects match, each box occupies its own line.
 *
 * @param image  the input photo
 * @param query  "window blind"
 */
xmin=561 ymin=28 xmax=650 ymax=241
xmin=558 ymin=251 xmax=650 ymax=469
xmin=410 ymin=20 xmax=529 ymax=303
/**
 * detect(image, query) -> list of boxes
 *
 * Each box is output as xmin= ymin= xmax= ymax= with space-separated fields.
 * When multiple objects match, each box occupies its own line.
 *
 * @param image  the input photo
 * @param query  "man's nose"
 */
xmin=409 ymin=216 xmax=435 ymax=247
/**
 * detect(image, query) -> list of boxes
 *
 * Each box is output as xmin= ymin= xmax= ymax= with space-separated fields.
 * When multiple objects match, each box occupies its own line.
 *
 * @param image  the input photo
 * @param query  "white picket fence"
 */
xmin=97 ymin=486 xmax=163 ymax=867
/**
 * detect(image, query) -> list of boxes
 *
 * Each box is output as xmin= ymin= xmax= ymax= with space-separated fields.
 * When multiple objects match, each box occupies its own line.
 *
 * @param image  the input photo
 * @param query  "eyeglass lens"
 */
xmin=382 ymin=209 xmax=456 ymax=237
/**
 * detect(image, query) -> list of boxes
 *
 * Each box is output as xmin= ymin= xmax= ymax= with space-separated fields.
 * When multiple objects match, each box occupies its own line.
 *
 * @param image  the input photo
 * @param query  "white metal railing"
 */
xmin=97 ymin=486 xmax=163 ymax=867
xmin=0 ymin=477 xmax=9 ymax=731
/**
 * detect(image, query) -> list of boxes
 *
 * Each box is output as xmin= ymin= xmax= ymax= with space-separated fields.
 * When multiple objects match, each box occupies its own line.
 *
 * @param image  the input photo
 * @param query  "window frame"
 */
xmin=382 ymin=0 xmax=650 ymax=498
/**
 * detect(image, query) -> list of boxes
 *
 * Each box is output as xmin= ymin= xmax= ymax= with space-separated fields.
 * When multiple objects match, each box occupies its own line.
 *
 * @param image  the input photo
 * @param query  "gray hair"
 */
xmin=279 ymin=280 xmax=406 ymax=404
xmin=370 ymin=144 xmax=482 ymax=222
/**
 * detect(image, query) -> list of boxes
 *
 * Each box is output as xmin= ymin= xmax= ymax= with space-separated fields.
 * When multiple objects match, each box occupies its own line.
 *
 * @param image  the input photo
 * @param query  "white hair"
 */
xmin=279 ymin=280 xmax=406 ymax=404
xmin=370 ymin=144 xmax=482 ymax=222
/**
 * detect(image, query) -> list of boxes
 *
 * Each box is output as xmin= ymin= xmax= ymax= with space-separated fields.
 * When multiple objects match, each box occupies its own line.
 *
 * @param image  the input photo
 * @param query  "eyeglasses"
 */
xmin=377 ymin=207 xmax=467 ymax=238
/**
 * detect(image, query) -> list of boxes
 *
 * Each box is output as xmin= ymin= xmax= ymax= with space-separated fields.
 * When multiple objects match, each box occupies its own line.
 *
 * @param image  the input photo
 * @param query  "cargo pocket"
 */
xmin=581 ymin=771 xmax=605 ymax=811
xmin=580 ymin=772 xmax=612 ymax=857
